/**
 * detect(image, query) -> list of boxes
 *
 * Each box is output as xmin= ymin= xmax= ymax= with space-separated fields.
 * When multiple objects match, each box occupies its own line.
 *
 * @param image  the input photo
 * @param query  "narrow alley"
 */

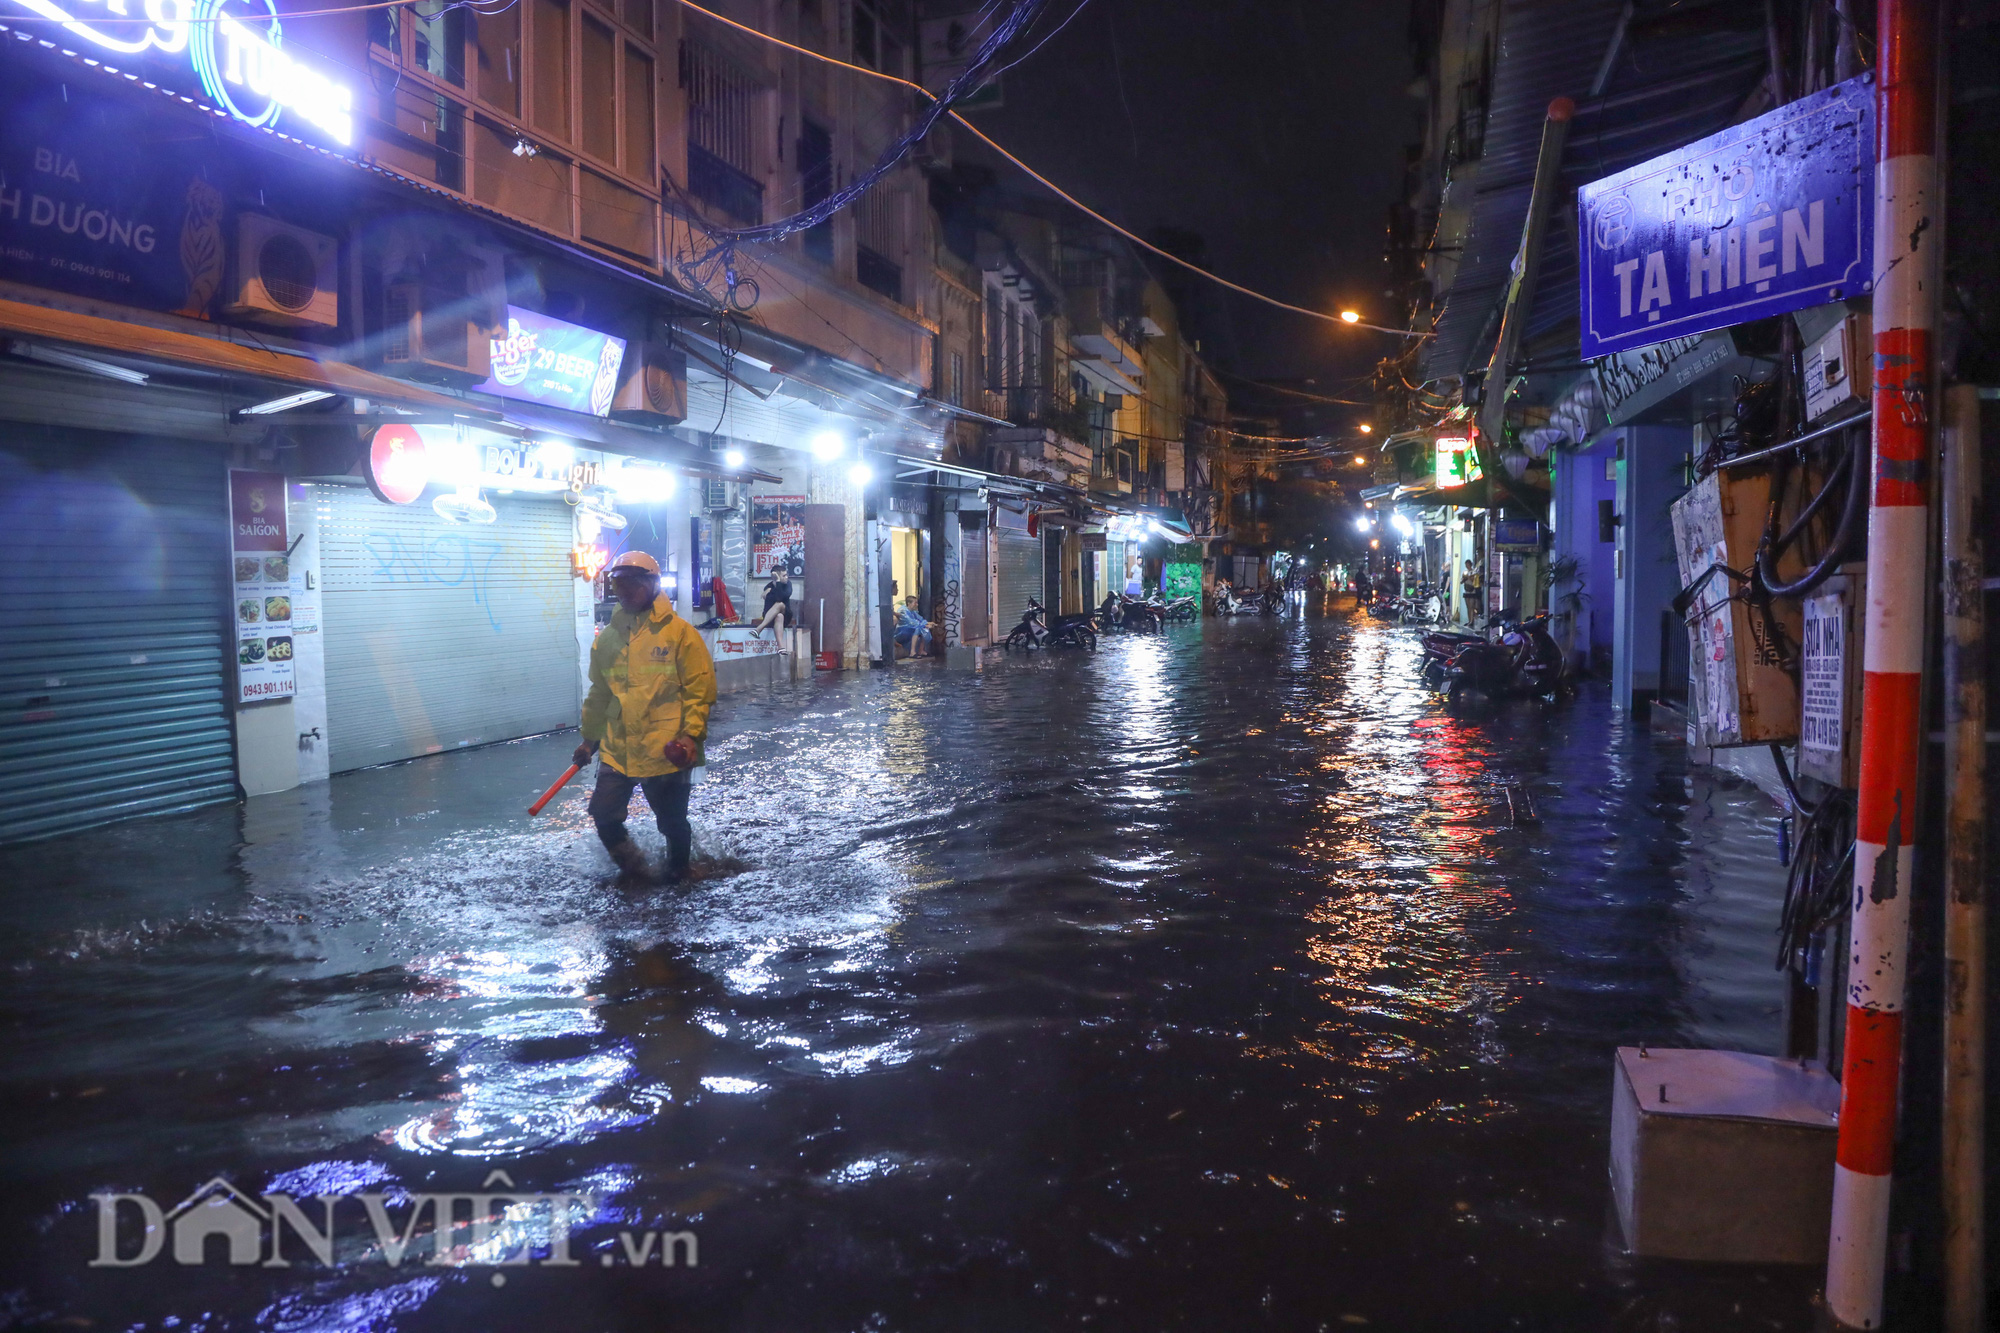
xmin=0 ymin=614 xmax=1811 ymax=1330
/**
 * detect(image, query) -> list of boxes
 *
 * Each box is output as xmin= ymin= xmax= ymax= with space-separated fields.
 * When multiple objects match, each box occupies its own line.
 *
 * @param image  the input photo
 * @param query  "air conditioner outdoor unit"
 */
xmin=703 ymin=479 xmax=730 ymax=511
xmin=226 ymin=215 xmax=339 ymax=328
xmin=610 ymin=342 xmax=688 ymax=425
xmin=380 ymin=281 xmax=490 ymax=386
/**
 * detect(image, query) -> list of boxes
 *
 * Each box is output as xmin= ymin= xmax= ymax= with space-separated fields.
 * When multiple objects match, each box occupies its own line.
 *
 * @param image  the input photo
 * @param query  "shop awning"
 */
xmin=1421 ymin=4 xmax=1767 ymax=380
xmin=1404 ymin=478 xmax=1502 ymax=509
xmin=474 ymin=395 xmax=780 ymax=482
xmin=1138 ymin=505 xmax=1195 ymax=540
xmin=0 ymin=296 xmax=502 ymax=419
xmin=886 ymin=453 xmax=1083 ymax=501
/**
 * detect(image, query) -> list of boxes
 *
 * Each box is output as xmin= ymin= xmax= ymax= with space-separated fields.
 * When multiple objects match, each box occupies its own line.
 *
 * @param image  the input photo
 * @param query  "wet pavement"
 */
xmin=0 ymin=611 xmax=1815 ymax=1331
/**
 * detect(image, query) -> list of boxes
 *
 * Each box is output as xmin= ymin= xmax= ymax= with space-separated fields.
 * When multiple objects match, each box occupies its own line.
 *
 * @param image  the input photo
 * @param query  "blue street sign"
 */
xmin=1577 ymin=75 xmax=1874 ymax=360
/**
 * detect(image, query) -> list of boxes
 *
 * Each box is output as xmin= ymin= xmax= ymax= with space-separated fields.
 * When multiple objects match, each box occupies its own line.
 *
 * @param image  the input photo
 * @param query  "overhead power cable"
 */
xmin=672 ymin=0 xmax=1428 ymax=338
xmin=1211 ymin=369 xmax=1375 ymax=407
xmin=673 ymin=0 xmax=1057 ymax=279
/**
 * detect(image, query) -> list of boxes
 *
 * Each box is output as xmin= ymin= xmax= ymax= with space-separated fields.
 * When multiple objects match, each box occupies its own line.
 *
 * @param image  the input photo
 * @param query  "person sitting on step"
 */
xmin=894 ymin=595 xmax=932 ymax=658
xmin=754 ymin=570 xmax=793 ymax=638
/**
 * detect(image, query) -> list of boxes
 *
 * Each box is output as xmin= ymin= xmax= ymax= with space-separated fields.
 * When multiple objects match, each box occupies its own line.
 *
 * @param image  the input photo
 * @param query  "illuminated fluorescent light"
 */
xmin=10 ymin=341 xmax=148 ymax=385
xmin=240 ymin=389 xmax=335 ymax=415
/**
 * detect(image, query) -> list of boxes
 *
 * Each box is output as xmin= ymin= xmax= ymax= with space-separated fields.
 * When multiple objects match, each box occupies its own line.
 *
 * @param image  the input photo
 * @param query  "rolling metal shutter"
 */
xmin=313 ymin=483 xmax=580 ymax=772
xmin=993 ymin=529 xmax=1043 ymax=633
xmin=0 ymin=433 xmax=235 ymax=843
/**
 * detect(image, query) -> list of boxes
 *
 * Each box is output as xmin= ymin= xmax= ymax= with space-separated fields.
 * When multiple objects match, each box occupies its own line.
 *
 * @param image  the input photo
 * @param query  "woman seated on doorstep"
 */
xmin=754 ymin=571 xmax=793 ymax=636
xmin=894 ymin=596 xmax=933 ymax=657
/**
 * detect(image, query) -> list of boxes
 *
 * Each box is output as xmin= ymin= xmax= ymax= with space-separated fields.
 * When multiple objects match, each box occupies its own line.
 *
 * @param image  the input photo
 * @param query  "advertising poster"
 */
xmin=691 ymin=516 xmax=714 ymax=608
xmin=1161 ymin=543 xmax=1202 ymax=600
xmin=0 ymin=87 xmax=230 ymax=317
xmin=752 ymin=495 xmax=808 ymax=579
xmin=709 ymin=628 xmax=783 ymax=660
xmin=1799 ymin=591 xmax=1844 ymax=765
xmin=480 ymin=307 xmax=627 ymax=417
xmin=229 ymin=471 xmax=296 ymax=704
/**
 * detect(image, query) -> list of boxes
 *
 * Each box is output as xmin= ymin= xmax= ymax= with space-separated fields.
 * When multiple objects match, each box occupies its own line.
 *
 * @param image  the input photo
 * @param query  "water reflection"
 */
xmin=0 ymin=613 xmax=1806 ymax=1331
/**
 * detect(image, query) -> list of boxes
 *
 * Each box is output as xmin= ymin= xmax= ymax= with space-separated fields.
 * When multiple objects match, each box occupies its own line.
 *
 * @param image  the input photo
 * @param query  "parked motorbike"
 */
xmin=1094 ymin=593 xmax=1153 ymax=633
xmin=1118 ymin=594 xmax=1165 ymax=632
xmin=1418 ymin=627 xmax=1487 ymax=679
xmin=1399 ymin=582 xmax=1448 ymax=626
xmin=1049 ymin=603 xmax=1100 ymax=649
xmin=1213 ymin=584 xmax=1258 ymax=616
xmin=1004 ymin=601 xmax=1049 ymax=650
xmin=1161 ymin=595 xmax=1199 ymax=622
xmin=1443 ymin=612 xmax=1566 ymax=703
xmin=1008 ymin=598 xmax=1096 ymax=650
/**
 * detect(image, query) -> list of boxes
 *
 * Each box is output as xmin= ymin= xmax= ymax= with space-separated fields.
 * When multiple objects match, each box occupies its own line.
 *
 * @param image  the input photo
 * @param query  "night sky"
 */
xmin=967 ymin=0 xmax=1416 ymax=408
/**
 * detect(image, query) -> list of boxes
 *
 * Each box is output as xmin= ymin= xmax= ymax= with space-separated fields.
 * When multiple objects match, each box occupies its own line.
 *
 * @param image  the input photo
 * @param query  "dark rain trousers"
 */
xmin=588 ymin=765 xmax=693 ymax=874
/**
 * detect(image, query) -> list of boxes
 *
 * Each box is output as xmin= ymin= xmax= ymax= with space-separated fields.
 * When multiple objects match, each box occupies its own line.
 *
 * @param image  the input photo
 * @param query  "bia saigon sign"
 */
xmin=5 ymin=0 xmax=355 ymax=146
xmin=1577 ymin=75 xmax=1873 ymax=359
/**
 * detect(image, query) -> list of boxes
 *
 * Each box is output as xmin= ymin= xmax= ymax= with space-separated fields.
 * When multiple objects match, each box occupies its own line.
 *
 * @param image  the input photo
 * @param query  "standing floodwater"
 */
xmin=0 ymin=613 xmax=1809 ymax=1330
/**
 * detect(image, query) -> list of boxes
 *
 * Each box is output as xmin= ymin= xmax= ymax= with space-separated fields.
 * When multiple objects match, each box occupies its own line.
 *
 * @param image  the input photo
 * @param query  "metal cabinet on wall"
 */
xmin=311 ymin=483 xmax=580 ymax=772
xmin=0 ymin=433 xmax=236 ymax=842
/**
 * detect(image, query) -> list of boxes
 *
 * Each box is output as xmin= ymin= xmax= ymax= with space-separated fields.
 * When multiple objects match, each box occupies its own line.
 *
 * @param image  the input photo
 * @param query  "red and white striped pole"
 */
xmin=1826 ymin=0 xmax=1940 ymax=1325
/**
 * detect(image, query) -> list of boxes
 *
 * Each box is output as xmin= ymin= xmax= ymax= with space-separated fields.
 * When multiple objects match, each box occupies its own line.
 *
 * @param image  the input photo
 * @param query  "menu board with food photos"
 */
xmin=229 ymin=471 xmax=296 ymax=704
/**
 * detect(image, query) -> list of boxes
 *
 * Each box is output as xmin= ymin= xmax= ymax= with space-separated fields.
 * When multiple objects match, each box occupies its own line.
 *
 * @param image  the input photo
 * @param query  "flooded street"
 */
xmin=0 ymin=612 xmax=1815 ymax=1331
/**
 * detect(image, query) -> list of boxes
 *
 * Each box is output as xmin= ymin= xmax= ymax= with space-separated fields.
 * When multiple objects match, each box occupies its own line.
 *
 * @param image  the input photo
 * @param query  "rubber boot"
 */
xmin=606 ymin=838 xmax=651 ymax=881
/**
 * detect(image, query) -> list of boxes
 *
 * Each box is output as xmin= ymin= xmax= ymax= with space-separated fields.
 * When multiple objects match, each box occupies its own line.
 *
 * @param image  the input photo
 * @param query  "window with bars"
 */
xmin=797 ymin=118 xmax=833 ymax=264
xmin=684 ymin=39 xmax=764 ymax=222
xmin=851 ymin=0 xmax=906 ymax=75
xmin=854 ymin=183 xmax=902 ymax=303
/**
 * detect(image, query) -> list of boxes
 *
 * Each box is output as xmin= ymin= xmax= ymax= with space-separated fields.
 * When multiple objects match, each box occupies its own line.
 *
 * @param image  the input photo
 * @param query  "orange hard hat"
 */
xmin=605 ymin=550 xmax=661 ymax=577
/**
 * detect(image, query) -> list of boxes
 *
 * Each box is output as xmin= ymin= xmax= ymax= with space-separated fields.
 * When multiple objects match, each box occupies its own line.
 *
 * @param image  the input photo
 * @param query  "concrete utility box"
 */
xmin=1609 ymin=1047 xmax=1840 ymax=1263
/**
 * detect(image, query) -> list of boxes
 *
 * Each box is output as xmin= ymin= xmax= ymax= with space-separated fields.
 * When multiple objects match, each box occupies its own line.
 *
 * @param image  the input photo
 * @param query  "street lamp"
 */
xmin=723 ymin=447 xmax=746 ymax=467
xmin=1354 ymin=515 xmax=1372 ymax=533
xmin=1357 ymin=423 xmax=1373 ymax=434
xmin=1339 ymin=310 xmax=1361 ymax=324
xmin=1353 ymin=454 xmax=1368 ymax=466
xmin=847 ymin=461 xmax=874 ymax=487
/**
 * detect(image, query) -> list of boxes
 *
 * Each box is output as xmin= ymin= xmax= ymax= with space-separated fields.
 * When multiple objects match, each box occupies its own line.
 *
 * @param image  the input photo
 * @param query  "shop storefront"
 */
xmin=0 ymin=311 xmax=502 ymax=839
xmin=0 ymin=428 xmax=236 ymax=842
xmin=305 ymin=482 xmax=583 ymax=772
xmin=992 ymin=504 xmax=1043 ymax=632
xmin=0 ymin=18 xmax=929 ymax=839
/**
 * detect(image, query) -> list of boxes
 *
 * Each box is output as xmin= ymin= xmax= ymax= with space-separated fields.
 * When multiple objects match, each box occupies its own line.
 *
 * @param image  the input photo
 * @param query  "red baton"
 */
xmin=526 ymin=763 xmax=583 ymax=816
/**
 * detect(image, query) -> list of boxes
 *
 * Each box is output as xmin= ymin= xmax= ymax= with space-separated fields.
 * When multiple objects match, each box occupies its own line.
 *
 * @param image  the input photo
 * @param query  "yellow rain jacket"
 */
xmin=581 ymin=594 xmax=717 ymax=778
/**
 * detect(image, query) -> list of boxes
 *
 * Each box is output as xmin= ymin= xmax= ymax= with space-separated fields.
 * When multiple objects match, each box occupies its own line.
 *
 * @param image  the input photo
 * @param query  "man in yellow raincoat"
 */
xmin=573 ymin=550 xmax=717 ymax=881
